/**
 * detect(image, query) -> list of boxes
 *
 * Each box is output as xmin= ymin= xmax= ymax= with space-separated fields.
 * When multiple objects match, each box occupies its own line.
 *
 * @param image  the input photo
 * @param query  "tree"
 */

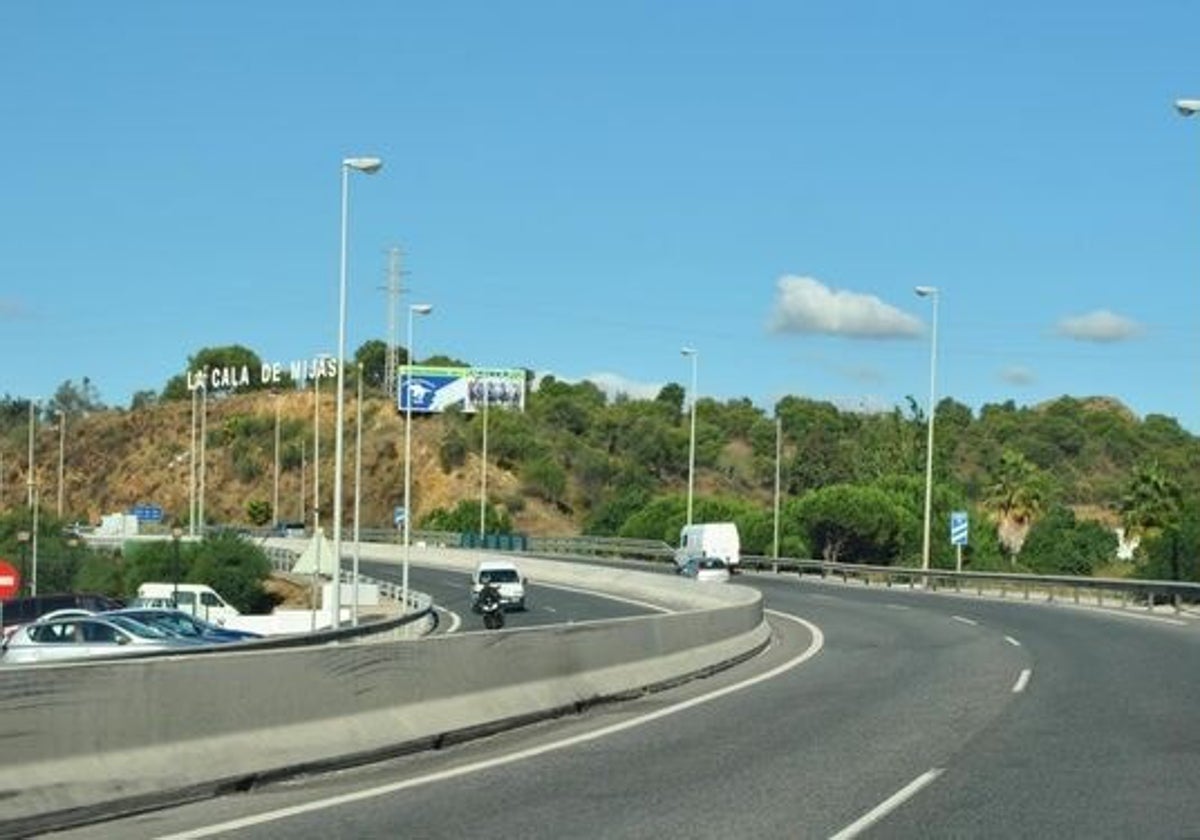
xmin=48 ymin=378 xmax=106 ymax=416
xmin=161 ymin=345 xmax=266 ymax=399
xmin=791 ymin=484 xmax=908 ymax=565
xmin=1020 ymin=506 xmax=1116 ymax=576
xmin=1119 ymin=461 xmax=1182 ymax=548
xmin=354 ymin=340 xmax=389 ymax=391
xmin=982 ymin=448 xmax=1050 ymax=558
xmin=246 ymin=499 xmax=273 ymax=527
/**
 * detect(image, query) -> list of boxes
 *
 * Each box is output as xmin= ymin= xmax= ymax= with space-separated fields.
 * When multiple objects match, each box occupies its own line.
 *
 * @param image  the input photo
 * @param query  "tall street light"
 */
xmin=681 ymin=347 xmax=699 ymax=526
xmin=189 ymin=383 xmax=198 ymax=537
xmin=352 ymin=362 xmax=365 ymax=626
xmin=272 ymin=393 xmax=281 ymax=528
xmin=56 ymin=409 xmax=65 ymax=517
xmin=403 ymin=303 xmax=433 ymax=612
xmin=332 ymin=155 xmax=383 ymax=630
xmin=479 ymin=382 xmax=489 ymax=537
xmin=26 ymin=399 xmax=35 ymax=508
xmin=915 ymin=285 xmax=940 ymax=572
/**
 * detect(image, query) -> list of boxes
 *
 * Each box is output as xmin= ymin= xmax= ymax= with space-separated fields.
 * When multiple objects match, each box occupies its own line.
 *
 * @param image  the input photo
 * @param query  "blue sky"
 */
xmin=4 ymin=2 xmax=1200 ymax=428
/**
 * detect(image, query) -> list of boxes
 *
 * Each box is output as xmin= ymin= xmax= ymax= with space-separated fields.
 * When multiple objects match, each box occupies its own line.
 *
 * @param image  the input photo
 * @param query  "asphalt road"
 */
xmin=357 ymin=558 xmax=661 ymax=632
xmin=48 ymin=572 xmax=1200 ymax=839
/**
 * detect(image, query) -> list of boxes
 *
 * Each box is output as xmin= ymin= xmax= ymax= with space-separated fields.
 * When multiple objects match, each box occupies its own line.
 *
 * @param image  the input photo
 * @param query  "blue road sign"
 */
xmin=950 ymin=511 xmax=969 ymax=546
xmin=393 ymin=506 xmax=407 ymax=529
xmin=132 ymin=504 xmax=163 ymax=523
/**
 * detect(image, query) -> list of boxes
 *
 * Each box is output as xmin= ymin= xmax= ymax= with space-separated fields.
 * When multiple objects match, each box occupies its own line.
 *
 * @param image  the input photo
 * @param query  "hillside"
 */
xmin=6 ymin=390 xmax=578 ymax=536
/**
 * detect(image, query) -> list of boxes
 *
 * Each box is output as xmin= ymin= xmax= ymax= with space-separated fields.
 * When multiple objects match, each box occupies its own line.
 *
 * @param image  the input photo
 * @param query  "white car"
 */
xmin=678 ymin=556 xmax=731 ymax=583
xmin=471 ymin=560 xmax=528 ymax=611
xmin=0 ymin=615 xmax=199 ymax=664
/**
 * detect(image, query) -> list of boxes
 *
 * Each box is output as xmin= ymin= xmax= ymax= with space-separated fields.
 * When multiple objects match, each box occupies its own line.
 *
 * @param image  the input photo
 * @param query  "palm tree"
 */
xmin=982 ymin=448 xmax=1048 ymax=559
xmin=1119 ymin=461 xmax=1181 ymax=550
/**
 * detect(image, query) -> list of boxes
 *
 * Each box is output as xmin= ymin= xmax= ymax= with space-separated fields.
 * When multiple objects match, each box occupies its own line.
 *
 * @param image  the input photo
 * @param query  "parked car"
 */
xmin=0 ymin=615 xmax=200 ymax=665
xmin=471 ymin=559 xmax=528 ymax=611
xmin=102 ymin=608 xmax=261 ymax=643
xmin=678 ymin=556 xmax=731 ymax=583
xmin=1 ymin=593 xmax=125 ymax=633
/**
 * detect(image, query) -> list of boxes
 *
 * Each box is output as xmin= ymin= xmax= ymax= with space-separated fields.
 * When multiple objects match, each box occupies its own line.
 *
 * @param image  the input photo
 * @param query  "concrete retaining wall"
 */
xmin=0 ymin=548 xmax=765 ymax=830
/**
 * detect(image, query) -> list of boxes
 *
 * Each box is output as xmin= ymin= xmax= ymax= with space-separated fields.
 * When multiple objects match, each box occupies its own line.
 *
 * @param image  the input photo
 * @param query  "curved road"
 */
xmin=52 ymin=572 xmax=1200 ymax=839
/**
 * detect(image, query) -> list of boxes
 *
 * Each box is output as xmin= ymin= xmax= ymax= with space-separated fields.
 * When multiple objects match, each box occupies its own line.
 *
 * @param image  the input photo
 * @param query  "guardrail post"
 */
xmin=1073 ymin=586 xmax=1080 ymax=605
xmin=1174 ymin=593 xmax=1182 ymax=616
xmin=1023 ymin=582 xmax=1030 ymax=601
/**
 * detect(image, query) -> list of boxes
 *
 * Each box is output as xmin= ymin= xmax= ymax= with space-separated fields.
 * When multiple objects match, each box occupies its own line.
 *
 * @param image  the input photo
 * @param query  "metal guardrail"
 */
xmin=732 ymin=555 xmax=1200 ymax=615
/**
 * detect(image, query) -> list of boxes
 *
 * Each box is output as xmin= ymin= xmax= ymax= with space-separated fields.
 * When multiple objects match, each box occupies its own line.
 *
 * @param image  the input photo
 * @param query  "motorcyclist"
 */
xmin=476 ymin=576 xmax=501 ymax=612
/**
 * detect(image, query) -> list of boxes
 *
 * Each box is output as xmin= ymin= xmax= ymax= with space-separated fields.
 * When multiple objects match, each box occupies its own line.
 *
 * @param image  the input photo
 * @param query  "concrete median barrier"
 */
xmin=0 ymin=548 xmax=766 ymax=833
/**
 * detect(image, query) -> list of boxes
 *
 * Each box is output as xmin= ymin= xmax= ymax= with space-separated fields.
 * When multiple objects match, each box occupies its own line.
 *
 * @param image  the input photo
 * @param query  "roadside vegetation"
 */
xmin=3 ymin=343 xmax=1200 ymax=589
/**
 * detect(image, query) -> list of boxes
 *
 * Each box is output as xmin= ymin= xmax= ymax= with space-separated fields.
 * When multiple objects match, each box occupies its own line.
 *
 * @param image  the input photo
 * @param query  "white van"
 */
xmin=676 ymin=522 xmax=741 ymax=571
xmin=136 ymin=583 xmax=240 ymax=626
xmin=470 ymin=560 xmax=528 ymax=611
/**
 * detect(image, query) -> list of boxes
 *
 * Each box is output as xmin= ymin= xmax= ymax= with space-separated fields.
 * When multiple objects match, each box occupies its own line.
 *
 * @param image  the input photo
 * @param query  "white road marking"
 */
xmin=440 ymin=609 xmax=461 ymax=634
xmin=1004 ymin=635 xmax=1021 ymax=647
xmin=885 ymin=604 xmax=910 ymax=611
xmin=1012 ymin=668 xmax=1032 ymax=694
xmin=951 ymin=615 xmax=977 ymax=626
xmin=154 ymin=610 xmax=825 ymax=840
xmin=830 ymin=768 xmax=945 ymax=839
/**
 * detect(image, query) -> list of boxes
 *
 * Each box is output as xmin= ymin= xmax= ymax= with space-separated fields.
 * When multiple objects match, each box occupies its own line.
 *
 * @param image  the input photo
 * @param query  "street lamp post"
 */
xmin=915 ymin=285 xmax=940 ymax=572
xmin=332 ymin=156 xmax=383 ymax=631
xmin=26 ymin=400 xmax=35 ymax=508
xmin=172 ymin=526 xmax=182 ymax=606
xmin=16 ymin=530 xmax=29 ymax=596
xmin=773 ymin=415 xmax=781 ymax=560
xmin=56 ymin=410 xmax=65 ymax=517
xmin=28 ymin=480 xmax=39 ymax=596
xmin=273 ymin=394 xmax=281 ymax=528
xmin=352 ymin=362 xmax=364 ymax=626
xmin=403 ymin=303 xmax=434 ymax=612
xmin=198 ymin=382 xmax=207 ymax=537
xmin=681 ymin=347 xmax=699 ymax=526
xmin=479 ymin=383 xmax=489 ymax=537
xmin=189 ymin=384 xmax=198 ymax=537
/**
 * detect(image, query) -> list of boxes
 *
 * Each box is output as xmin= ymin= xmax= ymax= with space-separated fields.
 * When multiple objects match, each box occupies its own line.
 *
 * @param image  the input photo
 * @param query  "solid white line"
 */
xmin=830 ymin=768 xmax=945 ymax=840
xmin=441 ymin=609 xmax=461 ymax=634
xmin=1012 ymin=668 xmax=1032 ymax=694
xmin=154 ymin=610 xmax=824 ymax=840
xmin=951 ymin=615 xmax=977 ymax=626
xmin=1004 ymin=635 xmax=1021 ymax=647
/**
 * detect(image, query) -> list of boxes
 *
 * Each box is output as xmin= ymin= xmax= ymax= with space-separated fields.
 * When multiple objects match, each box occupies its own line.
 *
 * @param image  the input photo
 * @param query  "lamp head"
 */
xmin=914 ymin=285 xmax=938 ymax=298
xmin=411 ymin=303 xmax=433 ymax=316
xmin=343 ymin=156 xmax=384 ymax=173
xmin=1176 ymin=99 xmax=1200 ymax=117
xmin=681 ymin=346 xmax=697 ymax=357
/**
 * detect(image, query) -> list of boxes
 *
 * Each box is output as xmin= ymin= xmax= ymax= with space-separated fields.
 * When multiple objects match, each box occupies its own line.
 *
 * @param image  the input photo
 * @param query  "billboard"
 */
xmin=398 ymin=366 xmax=526 ymax=414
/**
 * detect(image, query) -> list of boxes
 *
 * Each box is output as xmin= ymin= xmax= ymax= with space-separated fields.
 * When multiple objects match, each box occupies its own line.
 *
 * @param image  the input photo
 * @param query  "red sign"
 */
xmin=0 ymin=560 xmax=20 ymax=600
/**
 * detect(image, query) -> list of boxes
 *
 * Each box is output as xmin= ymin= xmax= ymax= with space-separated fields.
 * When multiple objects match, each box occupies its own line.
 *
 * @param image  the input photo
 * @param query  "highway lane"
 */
xmin=45 ymin=572 xmax=1200 ymax=839
xmin=357 ymin=559 xmax=661 ymax=632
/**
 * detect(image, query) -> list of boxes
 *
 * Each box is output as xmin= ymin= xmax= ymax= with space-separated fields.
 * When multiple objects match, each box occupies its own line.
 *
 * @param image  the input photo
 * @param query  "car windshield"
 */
xmin=105 ymin=615 xmax=174 ymax=639
xmin=121 ymin=611 xmax=203 ymax=637
xmin=479 ymin=569 xmax=519 ymax=584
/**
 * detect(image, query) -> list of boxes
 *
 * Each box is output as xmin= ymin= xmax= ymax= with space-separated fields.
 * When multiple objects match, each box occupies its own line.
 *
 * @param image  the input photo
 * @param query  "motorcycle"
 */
xmin=477 ymin=581 xmax=505 ymax=630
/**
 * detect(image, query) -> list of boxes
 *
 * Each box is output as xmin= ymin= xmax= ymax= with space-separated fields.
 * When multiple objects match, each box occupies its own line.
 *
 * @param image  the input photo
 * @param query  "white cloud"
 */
xmin=584 ymin=372 xmax=663 ymax=401
xmin=534 ymin=370 xmax=662 ymax=402
xmin=999 ymin=365 xmax=1036 ymax=386
xmin=1055 ymin=309 xmax=1142 ymax=343
xmin=767 ymin=275 xmax=923 ymax=338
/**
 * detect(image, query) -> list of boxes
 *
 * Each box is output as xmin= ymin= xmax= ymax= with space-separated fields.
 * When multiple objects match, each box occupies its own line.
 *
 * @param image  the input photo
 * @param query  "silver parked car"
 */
xmin=0 ymin=614 xmax=199 ymax=664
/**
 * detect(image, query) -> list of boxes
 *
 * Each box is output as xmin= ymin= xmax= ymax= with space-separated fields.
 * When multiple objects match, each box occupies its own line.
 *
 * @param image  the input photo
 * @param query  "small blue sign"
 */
xmin=393 ymin=506 xmax=407 ymax=529
xmin=950 ymin=511 xmax=969 ymax=546
xmin=131 ymin=504 xmax=163 ymax=523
